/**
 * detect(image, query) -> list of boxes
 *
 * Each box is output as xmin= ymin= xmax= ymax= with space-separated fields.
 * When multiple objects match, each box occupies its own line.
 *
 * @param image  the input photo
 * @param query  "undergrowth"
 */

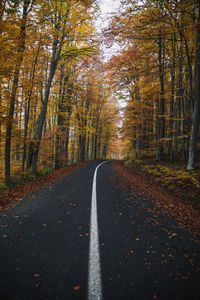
xmin=124 ymin=158 xmax=200 ymax=204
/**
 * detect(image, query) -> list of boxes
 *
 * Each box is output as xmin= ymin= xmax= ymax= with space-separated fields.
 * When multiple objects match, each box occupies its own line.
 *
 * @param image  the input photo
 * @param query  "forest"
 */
xmin=0 ymin=0 xmax=200 ymax=188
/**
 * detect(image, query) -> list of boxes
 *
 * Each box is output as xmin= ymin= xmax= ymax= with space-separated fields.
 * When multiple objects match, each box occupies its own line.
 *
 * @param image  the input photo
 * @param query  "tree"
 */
xmin=5 ymin=0 xmax=36 ymax=186
xmin=187 ymin=0 xmax=200 ymax=170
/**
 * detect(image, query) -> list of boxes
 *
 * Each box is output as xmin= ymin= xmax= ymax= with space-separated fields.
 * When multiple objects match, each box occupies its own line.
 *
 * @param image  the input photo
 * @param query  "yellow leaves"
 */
xmin=61 ymin=46 xmax=97 ymax=60
xmin=168 ymin=233 xmax=177 ymax=239
xmin=79 ymin=0 xmax=91 ymax=7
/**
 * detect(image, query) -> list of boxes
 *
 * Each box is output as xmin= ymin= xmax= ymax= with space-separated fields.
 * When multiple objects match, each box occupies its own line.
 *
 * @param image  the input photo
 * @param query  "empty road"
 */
xmin=0 ymin=161 xmax=200 ymax=300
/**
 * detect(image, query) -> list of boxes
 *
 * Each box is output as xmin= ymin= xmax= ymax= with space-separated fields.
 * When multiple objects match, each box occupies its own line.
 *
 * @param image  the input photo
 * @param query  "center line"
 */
xmin=88 ymin=161 xmax=107 ymax=300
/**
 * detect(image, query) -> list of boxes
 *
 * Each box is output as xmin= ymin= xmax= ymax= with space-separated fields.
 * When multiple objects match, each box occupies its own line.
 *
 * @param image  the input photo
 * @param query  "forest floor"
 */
xmin=0 ymin=162 xmax=88 ymax=213
xmin=112 ymin=159 xmax=200 ymax=236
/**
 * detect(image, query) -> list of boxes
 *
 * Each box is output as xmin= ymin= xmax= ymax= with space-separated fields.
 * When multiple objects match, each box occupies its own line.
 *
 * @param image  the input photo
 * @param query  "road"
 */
xmin=0 ymin=160 xmax=200 ymax=300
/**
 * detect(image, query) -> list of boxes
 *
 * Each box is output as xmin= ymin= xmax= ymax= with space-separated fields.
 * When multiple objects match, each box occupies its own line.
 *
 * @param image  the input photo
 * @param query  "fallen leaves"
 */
xmin=168 ymin=233 xmax=177 ymax=239
xmin=2 ymin=224 xmax=8 ymax=228
xmin=0 ymin=162 xmax=87 ymax=213
xmin=68 ymin=202 xmax=77 ymax=207
xmin=35 ymin=282 xmax=40 ymax=288
xmin=112 ymin=161 xmax=200 ymax=235
xmin=181 ymin=273 xmax=191 ymax=280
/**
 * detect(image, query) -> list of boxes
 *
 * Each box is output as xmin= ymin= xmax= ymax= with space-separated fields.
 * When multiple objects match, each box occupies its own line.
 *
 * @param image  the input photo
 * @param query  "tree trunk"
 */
xmin=22 ymin=41 xmax=40 ymax=172
xmin=175 ymin=35 xmax=183 ymax=158
xmin=168 ymin=34 xmax=176 ymax=161
xmin=187 ymin=1 xmax=200 ymax=170
xmin=29 ymin=39 xmax=61 ymax=174
xmin=156 ymin=33 xmax=165 ymax=160
xmin=4 ymin=0 xmax=30 ymax=186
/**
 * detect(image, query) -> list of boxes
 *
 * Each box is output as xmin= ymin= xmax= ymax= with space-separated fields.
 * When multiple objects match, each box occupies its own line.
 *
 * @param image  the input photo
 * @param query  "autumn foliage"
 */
xmin=0 ymin=0 xmax=119 ymax=187
xmin=104 ymin=0 xmax=200 ymax=169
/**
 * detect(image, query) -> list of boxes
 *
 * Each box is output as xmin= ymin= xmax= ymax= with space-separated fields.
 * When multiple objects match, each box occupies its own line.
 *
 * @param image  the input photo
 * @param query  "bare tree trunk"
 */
xmin=156 ymin=33 xmax=165 ymax=160
xmin=168 ymin=34 xmax=176 ymax=161
xmin=187 ymin=1 xmax=200 ymax=170
xmin=182 ymin=85 xmax=187 ymax=161
xmin=22 ymin=41 xmax=40 ymax=172
xmin=55 ymin=68 xmax=64 ymax=169
xmin=174 ymin=35 xmax=183 ymax=158
xmin=156 ymin=97 xmax=160 ymax=161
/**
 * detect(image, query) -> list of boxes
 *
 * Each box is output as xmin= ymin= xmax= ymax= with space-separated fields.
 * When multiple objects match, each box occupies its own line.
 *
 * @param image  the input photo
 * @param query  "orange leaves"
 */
xmin=34 ymin=273 xmax=41 ymax=288
xmin=79 ymin=0 xmax=91 ymax=7
xmin=0 ymin=162 xmax=87 ymax=213
xmin=112 ymin=161 xmax=200 ymax=235
xmin=168 ymin=233 xmax=177 ymax=239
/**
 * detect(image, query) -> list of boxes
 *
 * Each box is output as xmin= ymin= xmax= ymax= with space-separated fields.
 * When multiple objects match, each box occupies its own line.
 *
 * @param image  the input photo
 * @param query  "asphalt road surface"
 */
xmin=0 ymin=161 xmax=200 ymax=300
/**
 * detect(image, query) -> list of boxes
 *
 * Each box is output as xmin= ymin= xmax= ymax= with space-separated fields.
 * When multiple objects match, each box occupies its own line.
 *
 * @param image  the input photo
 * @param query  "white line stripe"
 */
xmin=88 ymin=161 xmax=107 ymax=300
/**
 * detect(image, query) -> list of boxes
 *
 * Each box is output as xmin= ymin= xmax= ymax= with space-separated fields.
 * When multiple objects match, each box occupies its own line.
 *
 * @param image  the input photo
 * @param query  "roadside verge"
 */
xmin=0 ymin=162 xmax=88 ymax=212
xmin=112 ymin=160 xmax=200 ymax=236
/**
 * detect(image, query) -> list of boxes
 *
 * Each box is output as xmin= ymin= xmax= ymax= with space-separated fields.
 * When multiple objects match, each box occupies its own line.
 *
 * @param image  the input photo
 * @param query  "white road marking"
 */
xmin=88 ymin=161 xmax=107 ymax=300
